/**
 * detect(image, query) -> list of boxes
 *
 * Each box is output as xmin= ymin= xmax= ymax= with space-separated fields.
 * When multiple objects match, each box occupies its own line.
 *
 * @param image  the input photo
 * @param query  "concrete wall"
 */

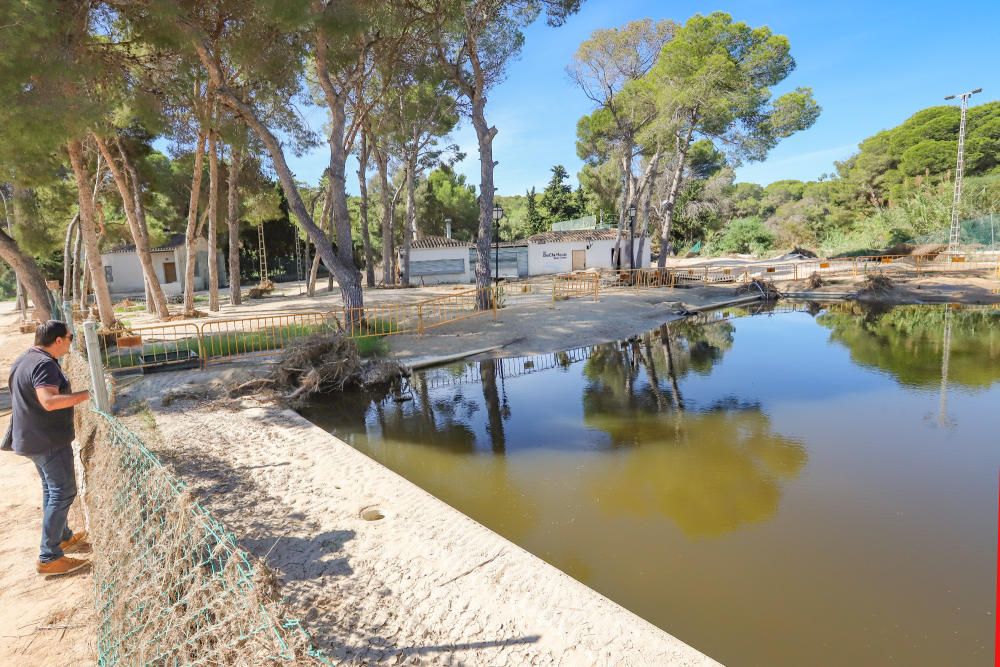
xmin=527 ymin=238 xmax=650 ymax=275
xmin=408 ymin=246 xmax=471 ymax=285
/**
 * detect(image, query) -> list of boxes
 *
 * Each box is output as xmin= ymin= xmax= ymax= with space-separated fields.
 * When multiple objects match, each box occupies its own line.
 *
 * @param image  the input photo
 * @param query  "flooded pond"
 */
xmin=300 ymin=303 xmax=999 ymax=666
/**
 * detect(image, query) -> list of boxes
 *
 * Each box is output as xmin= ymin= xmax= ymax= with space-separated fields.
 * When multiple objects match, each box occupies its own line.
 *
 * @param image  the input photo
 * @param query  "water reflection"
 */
xmin=304 ymin=313 xmax=805 ymax=539
xmin=587 ymin=405 xmax=806 ymax=536
xmin=817 ymin=303 xmax=1000 ymax=390
xmin=299 ymin=305 xmax=1000 ymax=667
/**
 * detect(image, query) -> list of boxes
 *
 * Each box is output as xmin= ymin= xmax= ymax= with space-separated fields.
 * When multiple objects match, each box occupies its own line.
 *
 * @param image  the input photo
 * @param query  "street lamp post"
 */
xmin=492 ymin=204 xmax=504 ymax=284
xmin=627 ymin=204 xmax=637 ymax=271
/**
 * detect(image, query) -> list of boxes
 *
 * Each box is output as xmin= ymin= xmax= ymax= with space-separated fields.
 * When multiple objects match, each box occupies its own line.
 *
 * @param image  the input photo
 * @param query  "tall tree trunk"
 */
xmin=611 ymin=145 xmax=634 ymax=271
xmin=207 ymin=127 xmax=220 ymax=311
xmin=325 ymin=100 xmax=355 ymax=270
xmin=183 ymin=131 xmax=207 ymax=315
xmin=470 ymin=95 xmax=498 ymax=309
xmin=80 ymin=247 xmax=91 ymax=313
xmin=72 ymin=225 xmax=83 ymax=308
xmin=357 ymin=131 xmax=375 ymax=287
xmin=0 ymin=228 xmax=52 ymax=321
xmin=314 ymin=36 xmax=359 ymax=274
xmin=189 ymin=40 xmax=364 ymax=311
xmin=0 ymin=189 xmax=25 ymax=317
xmin=94 ymin=135 xmax=171 ymax=320
xmin=118 ymin=138 xmax=158 ymax=314
xmin=631 ymin=149 xmax=661 ymax=268
xmin=657 ymin=127 xmax=694 ymax=269
xmin=61 ymin=214 xmax=79 ymax=304
xmin=227 ymin=145 xmax=243 ymax=305
xmin=67 ymin=139 xmax=114 ymax=327
xmin=374 ymin=147 xmax=394 ymax=285
xmin=309 ymin=171 xmax=333 ymax=297
xmin=401 ymin=152 xmax=417 ymax=286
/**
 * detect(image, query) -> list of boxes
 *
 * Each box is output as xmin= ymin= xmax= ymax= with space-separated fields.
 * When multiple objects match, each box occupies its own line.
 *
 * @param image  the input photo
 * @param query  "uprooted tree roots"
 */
xmin=737 ymin=278 xmax=781 ymax=299
xmin=231 ymin=333 xmax=408 ymax=406
xmin=806 ymin=271 xmax=824 ymax=289
xmin=860 ymin=273 xmax=894 ymax=296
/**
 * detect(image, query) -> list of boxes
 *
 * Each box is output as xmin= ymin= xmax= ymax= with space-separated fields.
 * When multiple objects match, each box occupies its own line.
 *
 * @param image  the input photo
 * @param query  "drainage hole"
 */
xmin=360 ymin=507 xmax=385 ymax=522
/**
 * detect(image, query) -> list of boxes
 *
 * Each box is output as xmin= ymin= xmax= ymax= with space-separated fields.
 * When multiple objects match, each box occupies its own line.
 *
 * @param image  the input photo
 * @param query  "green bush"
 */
xmin=709 ymin=217 xmax=775 ymax=255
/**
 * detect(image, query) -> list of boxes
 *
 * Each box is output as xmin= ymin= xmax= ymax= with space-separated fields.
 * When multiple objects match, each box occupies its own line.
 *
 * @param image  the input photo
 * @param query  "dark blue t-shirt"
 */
xmin=8 ymin=347 xmax=75 ymax=455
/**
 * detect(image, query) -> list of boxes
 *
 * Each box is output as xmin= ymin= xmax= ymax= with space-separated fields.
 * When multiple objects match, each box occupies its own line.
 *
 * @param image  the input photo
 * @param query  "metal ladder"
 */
xmin=257 ymin=223 xmax=268 ymax=283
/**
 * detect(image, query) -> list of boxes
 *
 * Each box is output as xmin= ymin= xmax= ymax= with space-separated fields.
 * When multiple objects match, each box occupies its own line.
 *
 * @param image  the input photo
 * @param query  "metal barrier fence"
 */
xmin=200 ymin=312 xmax=340 ymax=366
xmin=600 ymin=267 xmax=679 ymax=289
xmin=421 ymin=345 xmax=596 ymax=390
xmin=97 ymin=288 xmax=502 ymax=373
xmin=553 ymin=273 xmax=600 ymax=301
xmin=86 ymin=408 xmax=325 ymax=665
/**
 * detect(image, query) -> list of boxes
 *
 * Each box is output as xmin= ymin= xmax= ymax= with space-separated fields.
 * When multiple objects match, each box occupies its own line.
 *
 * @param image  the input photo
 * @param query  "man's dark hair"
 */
xmin=35 ymin=320 xmax=69 ymax=347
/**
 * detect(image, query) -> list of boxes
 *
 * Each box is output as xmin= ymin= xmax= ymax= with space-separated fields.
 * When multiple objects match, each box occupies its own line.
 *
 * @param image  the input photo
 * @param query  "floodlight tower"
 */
xmin=944 ymin=87 xmax=982 ymax=254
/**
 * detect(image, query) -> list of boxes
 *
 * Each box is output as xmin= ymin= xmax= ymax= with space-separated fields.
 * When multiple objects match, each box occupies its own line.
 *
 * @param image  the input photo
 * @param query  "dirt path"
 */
xmin=0 ymin=302 xmax=95 ymax=666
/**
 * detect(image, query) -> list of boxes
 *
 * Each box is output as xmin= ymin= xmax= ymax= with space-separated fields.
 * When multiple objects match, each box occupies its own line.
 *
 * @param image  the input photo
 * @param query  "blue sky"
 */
xmin=286 ymin=0 xmax=1000 ymax=195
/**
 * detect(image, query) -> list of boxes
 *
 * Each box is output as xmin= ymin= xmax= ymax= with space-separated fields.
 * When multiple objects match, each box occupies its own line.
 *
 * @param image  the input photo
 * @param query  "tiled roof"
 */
xmin=528 ymin=229 xmax=627 ymax=243
xmin=411 ymin=235 xmax=470 ymax=249
xmin=106 ymin=233 xmax=186 ymax=255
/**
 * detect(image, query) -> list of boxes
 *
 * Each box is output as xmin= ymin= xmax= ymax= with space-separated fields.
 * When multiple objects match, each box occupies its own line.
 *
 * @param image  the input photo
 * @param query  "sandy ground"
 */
xmin=0 ymin=302 xmax=96 ymax=666
xmin=118 ymin=372 xmax=717 ymax=666
xmin=388 ymin=284 xmax=744 ymax=361
xmin=778 ymin=273 xmax=1000 ymax=305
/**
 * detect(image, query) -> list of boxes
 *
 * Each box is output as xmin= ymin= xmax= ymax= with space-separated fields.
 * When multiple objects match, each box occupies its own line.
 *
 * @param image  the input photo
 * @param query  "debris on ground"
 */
xmin=247 ymin=279 xmax=275 ymax=299
xmin=859 ymin=273 xmax=895 ymax=295
xmin=910 ymin=243 xmax=946 ymax=258
xmin=230 ymin=333 xmax=408 ymax=406
xmin=737 ymin=278 xmax=781 ymax=299
xmin=791 ymin=247 xmax=818 ymax=258
xmin=806 ymin=272 xmax=824 ymax=289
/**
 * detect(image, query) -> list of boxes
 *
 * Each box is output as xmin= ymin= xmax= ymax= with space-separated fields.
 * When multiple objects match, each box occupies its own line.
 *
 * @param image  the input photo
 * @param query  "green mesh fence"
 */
xmin=910 ymin=215 xmax=999 ymax=249
xmin=87 ymin=409 xmax=328 ymax=666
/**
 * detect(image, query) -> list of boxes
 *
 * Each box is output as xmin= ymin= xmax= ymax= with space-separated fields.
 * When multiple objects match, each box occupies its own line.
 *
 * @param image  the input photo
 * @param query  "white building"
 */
xmin=101 ymin=234 xmax=227 ymax=297
xmin=527 ymin=229 xmax=651 ymax=275
xmin=406 ymin=235 xmax=474 ymax=285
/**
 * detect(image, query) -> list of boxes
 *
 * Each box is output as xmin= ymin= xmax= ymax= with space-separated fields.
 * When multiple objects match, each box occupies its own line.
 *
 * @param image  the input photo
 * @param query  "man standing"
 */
xmin=8 ymin=320 xmax=91 ymax=575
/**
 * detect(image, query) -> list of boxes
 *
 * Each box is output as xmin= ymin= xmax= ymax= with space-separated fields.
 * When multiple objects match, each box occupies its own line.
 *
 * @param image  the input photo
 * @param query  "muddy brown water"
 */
xmin=301 ymin=303 xmax=999 ymax=666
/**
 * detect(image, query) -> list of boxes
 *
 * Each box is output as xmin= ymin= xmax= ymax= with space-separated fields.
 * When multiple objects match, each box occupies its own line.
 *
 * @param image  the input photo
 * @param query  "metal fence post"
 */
xmin=82 ymin=321 xmax=111 ymax=413
xmin=63 ymin=301 xmax=78 ymax=350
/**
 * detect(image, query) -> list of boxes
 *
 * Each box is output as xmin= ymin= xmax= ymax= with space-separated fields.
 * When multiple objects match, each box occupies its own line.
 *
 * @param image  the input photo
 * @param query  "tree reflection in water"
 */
xmin=818 ymin=303 xmax=1000 ymax=390
xmin=304 ymin=314 xmax=806 ymax=537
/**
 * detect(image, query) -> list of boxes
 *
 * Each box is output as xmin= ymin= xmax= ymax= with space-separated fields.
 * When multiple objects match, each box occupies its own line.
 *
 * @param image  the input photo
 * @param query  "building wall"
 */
xmin=407 ymin=246 xmax=471 ymax=285
xmin=100 ymin=252 xmax=147 ymax=295
xmin=101 ymin=238 xmax=224 ymax=297
xmin=469 ymin=246 xmax=527 ymax=281
xmin=527 ymin=239 xmax=650 ymax=275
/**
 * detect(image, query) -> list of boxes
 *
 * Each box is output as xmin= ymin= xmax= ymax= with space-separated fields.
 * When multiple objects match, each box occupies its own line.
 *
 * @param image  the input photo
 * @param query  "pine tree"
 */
xmin=539 ymin=165 xmax=582 ymax=225
xmin=525 ymin=187 xmax=545 ymax=235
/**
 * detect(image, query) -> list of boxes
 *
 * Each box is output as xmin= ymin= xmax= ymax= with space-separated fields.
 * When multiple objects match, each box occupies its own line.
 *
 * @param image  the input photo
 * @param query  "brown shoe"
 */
xmin=60 ymin=530 xmax=89 ymax=553
xmin=36 ymin=556 xmax=90 ymax=577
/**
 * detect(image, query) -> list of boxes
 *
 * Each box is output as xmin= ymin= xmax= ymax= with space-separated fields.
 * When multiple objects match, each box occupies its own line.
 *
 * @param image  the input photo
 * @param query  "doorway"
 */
xmin=163 ymin=261 xmax=177 ymax=284
xmin=572 ymin=249 xmax=586 ymax=271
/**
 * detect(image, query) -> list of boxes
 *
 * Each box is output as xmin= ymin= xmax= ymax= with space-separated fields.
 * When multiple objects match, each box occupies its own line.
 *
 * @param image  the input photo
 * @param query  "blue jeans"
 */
xmin=26 ymin=447 xmax=77 ymax=563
